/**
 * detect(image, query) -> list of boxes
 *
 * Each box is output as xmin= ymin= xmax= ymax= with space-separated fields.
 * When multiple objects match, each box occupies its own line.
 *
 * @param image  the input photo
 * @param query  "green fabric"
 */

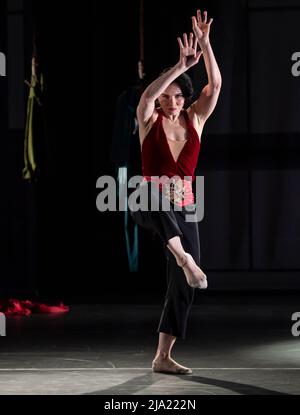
xmin=23 ymin=73 xmax=44 ymax=181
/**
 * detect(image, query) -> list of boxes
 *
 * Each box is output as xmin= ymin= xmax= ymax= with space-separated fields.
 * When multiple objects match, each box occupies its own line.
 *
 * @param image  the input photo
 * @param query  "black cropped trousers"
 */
xmin=129 ymin=182 xmax=201 ymax=339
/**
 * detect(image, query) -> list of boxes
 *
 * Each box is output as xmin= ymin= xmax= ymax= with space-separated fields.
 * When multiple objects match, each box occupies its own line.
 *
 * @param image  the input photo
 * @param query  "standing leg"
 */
xmin=129 ymin=186 xmax=203 ymax=374
xmin=152 ymin=208 xmax=202 ymax=374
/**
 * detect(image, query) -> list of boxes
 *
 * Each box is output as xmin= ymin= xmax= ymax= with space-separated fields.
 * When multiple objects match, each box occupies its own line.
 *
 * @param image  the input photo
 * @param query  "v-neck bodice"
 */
xmin=141 ymin=109 xmax=200 ymax=180
xmin=162 ymin=116 xmax=188 ymax=164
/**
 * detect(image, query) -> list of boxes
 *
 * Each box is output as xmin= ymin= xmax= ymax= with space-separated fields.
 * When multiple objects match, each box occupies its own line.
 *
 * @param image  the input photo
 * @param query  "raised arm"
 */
xmin=137 ymin=33 xmax=202 ymax=131
xmin=189 ymin=10 xmax=222 ymax=123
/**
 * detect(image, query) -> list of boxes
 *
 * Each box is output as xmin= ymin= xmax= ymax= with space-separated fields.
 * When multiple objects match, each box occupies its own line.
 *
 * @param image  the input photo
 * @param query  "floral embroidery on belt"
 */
xmin=163 ymin=177 xmax=186 ymax=206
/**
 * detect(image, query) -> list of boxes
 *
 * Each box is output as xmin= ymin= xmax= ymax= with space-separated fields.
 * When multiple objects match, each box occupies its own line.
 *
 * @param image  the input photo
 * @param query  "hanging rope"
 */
xmin=138 ymin=0 xmax=145 ymax=80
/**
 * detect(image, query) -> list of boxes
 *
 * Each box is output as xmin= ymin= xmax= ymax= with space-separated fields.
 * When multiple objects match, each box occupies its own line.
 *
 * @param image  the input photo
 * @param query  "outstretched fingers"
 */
xmin=177 ymin=36 xmax=184 ymax=49
xmin=196 ymin=9 xmax=213 ymax=26
xmin=183 ymin=32 xmax=189 ymax=48
xmin=189 ymin=32 xmax=194 ymax=48
xmin=196 ymin=9 xmax=202 ymax=24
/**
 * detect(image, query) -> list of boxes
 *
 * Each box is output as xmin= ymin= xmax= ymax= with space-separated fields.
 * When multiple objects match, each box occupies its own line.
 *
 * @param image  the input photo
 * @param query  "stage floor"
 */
xmin=1 ymin=293 xmax=300 ymax=395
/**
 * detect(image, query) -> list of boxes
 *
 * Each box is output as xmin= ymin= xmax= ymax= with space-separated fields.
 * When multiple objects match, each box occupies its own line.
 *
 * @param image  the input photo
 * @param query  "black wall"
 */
xmin=1 ymin=0 xmax=300 ymax=299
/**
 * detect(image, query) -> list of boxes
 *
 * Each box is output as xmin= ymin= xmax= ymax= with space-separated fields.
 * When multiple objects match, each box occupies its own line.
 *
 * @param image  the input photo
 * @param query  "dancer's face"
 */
xmin=158 ymin=83 xmax=185 ymax=117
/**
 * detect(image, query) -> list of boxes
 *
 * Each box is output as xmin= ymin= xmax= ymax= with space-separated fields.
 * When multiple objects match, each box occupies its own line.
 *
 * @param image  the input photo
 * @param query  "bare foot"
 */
xmin=177 ymin=253 xmax=208 ymax=289
xmin=152 ymin=356 xmax=192 ymax=375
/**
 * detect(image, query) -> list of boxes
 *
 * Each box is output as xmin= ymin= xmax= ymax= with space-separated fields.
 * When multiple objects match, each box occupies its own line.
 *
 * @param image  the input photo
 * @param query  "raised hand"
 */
xmin=177 ymin=32 xmax=202 ymax=71
xmin=192 ymin=9 xmax=213 ymax=47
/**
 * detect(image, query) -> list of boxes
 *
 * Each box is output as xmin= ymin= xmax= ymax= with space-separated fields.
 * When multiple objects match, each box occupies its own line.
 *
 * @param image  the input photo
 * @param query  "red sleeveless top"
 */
xmin=141 ymin=109 xmax=200 ymax=181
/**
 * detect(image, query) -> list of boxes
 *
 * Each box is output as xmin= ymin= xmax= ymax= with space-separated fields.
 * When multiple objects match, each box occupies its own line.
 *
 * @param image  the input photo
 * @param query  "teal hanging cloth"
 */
xmin=118 ymin=167 xmax=139 ymax=272
xmin=110 ymin=0 xmax=146 ymax=272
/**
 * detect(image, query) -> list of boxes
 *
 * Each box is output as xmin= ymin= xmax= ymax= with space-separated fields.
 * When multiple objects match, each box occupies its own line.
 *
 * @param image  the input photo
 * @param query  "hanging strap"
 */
xmin=138 ymin=0 xmax=145 ymax=80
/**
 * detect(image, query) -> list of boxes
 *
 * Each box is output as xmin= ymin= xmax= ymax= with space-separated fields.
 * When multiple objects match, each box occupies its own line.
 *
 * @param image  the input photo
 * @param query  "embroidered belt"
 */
xmin=142 ymin=176 xmax=194 ymax=207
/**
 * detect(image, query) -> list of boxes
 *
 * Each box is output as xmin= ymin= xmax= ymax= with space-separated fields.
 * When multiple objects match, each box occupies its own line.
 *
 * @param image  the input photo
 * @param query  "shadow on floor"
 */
xmin=84 ymin=372 xmax=289 ymax=395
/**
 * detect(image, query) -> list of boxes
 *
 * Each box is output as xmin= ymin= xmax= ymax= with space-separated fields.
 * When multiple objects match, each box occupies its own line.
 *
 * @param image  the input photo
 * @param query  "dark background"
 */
xmin=1 ymin=0 xmax=300 ymax=301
